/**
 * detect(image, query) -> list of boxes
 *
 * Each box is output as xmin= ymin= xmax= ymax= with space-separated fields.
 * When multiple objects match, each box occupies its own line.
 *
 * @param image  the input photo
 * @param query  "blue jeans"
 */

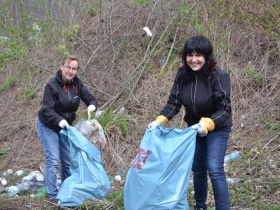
xmin=37 ymin=119 xmax=71 ymax=199
xmin=192 ymin=130 xmax=230 ymax=210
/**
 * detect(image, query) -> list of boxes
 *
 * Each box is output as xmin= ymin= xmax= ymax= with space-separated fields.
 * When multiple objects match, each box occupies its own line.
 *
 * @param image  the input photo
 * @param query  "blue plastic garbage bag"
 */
xmin=57 ymin=126 xmax=111 ymax=207
xmin=124 ymin=127 xmax=197 ymax=210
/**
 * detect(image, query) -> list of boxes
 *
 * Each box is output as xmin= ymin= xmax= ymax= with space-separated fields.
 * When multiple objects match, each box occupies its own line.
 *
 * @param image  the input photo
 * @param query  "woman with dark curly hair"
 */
xmin=149 ymin=35 xmax=232 ymax=210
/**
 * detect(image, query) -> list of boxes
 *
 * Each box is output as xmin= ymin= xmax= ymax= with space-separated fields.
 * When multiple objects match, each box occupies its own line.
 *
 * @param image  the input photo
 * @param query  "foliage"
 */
xmin=0 ymin=0 xmax=279 ymax=209
xmin=0 ymin=148 xmax=11 ymax=156
xmin=96 ymin=108 xmax=128 ymax=136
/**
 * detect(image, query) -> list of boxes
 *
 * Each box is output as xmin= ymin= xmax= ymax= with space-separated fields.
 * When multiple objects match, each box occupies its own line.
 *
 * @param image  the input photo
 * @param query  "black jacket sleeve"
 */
xmin=41 ymin=82 xmax=64 ymax=127
xmin=160 ymin=70 xmax=183 ymax=120
xmin=210 ymin=70 xmax=232 ymax=127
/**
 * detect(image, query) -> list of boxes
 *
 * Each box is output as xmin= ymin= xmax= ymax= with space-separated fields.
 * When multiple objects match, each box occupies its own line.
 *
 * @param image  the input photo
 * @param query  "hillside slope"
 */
xmin=0 ymin=1 xmax=279 ymax=209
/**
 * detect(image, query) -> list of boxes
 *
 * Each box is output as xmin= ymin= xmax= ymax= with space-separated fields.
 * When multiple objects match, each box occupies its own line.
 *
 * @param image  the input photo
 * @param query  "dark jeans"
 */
xmin=192 ymin=130 xmax=231 ymax=210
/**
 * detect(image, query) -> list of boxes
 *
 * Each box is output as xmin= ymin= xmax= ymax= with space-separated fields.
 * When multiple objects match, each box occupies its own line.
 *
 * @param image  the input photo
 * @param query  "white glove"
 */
xmin=87 ymin=105 xmax=96 ymax=113
xmin=148 ymin=121 xmax=166 ymax=131
xmin=191 ymin=123 xmax=207 ymax=137
xmin=148 ymin=121 xmax=159 ymax=131
xmin=59 ymin=120 xmax=70 ymax=129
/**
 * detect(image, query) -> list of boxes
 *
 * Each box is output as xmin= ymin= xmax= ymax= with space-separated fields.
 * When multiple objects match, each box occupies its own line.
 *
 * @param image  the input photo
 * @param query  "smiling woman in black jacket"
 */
xmin=149 ymin=35 xmax=232 ymax=210
xmin=37 ymin=56 xmax=98 ymax=204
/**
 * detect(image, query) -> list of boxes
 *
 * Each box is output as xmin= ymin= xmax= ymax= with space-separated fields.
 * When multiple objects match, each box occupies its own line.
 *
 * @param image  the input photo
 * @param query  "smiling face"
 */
xmin=186 ymin=51 xmax=206 ymax=71
xmin=60 ymin=59 xmax=79 ymax=82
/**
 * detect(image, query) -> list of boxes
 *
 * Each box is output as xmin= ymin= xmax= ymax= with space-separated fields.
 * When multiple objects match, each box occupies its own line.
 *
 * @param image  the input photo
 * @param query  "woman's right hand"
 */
xmin=59 ymin=120 xmax=70 ymax=129
xmin=148 ymin=115 xmax=169 ymax=131
xmin=148 ymin=121 xmax=160 ymax=131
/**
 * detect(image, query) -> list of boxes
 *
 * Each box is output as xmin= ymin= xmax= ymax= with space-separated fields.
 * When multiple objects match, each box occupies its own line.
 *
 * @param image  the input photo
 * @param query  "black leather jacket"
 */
xmin=38 ymin=70 xmax=98 ymax=131
xmin=160 ymin=67 xmax=232 ymax=131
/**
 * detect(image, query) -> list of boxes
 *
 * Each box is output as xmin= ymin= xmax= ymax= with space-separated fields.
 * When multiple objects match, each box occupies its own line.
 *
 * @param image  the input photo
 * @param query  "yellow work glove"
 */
xmin=148 ymin=115 xmax=169 ymax=131
xmin=191 ymin=117 xmax=215 ymax=137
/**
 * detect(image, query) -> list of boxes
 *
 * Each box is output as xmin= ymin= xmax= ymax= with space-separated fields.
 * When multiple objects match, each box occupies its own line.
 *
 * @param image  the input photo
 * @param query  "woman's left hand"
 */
xmin=87 ymin=105 xmax=96 ymax=113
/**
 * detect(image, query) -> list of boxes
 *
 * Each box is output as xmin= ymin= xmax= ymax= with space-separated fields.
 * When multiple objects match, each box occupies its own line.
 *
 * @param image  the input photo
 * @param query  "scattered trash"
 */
xmin=75 ymin=118 xmax=107 ymax=151
xmin=2 ymin=169 xmax=13 ymax=177
xmin=4 ymin=178 xmax=45 ymax=197
xmin=114 ymin=175 xmax=122 ymax=182
xmin=6 ymin=180 xmax=35 ymax=197
xmin=0 ymin=36 xmax=10 ymax=41
xmin=116 ymin=166 xmax=130 ymax=178
xmin=268 ymin=159 xmax=277 ymax=169
xmin=22 ymin=171 xmax=44 ymax=182
xmin=14 ymin=169 xmax=27 ymax=177
xmin=143 ymin=26 xmax=153 ymax=37
xmin=161 ymin=55 xmax=167 ymax=66
xmin=0 ymin=177 xmax=7 ymax=186
xmin=0 ymin=167 xmax=46 ymax=198
xmin=224 ymin=151 xmax=241 ymax=164
xmin=39 ymin=162 xmax=46 ymax=174
xmin=95 ymin=110 xmax=105 ymax=119
xmin=226 ymin=177 xmax=245 ymax=184
xmin=116 ymin=107 xmax=125 ymax=115
xmin=6 ymin=186 xmax=19 ymax=197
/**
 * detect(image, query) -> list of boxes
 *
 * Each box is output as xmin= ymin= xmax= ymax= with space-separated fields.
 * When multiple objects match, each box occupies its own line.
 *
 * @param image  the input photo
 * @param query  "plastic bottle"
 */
xmin=39 ymin=162 xmax=46 ymax=174
xmin=224 ymin=151 xmax=241 ymax=163
xmin=14 ymin=169 xmax=26 ymax=177
xmin=22 ymin=171 xmax=44 ymax=182
xmin=6 ymin=186 xmax=19 ymax=197
xmin=95 ymin=110 xmax=105 ymax=119
xmin=6 ymin=180 xmax=36 ymax=197
xmin=227 ymin=177 xmax=244 ymax=184
xmin=161 ymin=55 xmax=167 ymax=66
xmin=115 ymin=107 xmax=125 ymax=116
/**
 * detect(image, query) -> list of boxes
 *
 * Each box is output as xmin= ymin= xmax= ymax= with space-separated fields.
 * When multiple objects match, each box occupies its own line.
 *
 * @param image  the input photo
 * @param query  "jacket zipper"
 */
xmin=192 ymin=75 xmax=197 ymax=116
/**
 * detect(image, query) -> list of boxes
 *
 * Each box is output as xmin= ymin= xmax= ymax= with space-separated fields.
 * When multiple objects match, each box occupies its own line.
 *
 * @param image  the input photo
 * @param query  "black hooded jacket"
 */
xmin=160 ymin=67 xmax=232 ymax=131
xmin=38 ymin=70 xmax=98 ymax=132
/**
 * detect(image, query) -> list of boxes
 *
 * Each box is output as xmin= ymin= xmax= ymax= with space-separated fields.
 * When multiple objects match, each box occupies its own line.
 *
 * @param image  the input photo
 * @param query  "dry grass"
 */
xmin=0 ymin=0 xmax=279 ymax=209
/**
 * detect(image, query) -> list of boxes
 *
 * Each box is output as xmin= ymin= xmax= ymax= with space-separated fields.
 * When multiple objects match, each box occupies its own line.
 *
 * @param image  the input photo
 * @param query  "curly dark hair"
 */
xmin=180 ymin=35 xmax=217 ymax=80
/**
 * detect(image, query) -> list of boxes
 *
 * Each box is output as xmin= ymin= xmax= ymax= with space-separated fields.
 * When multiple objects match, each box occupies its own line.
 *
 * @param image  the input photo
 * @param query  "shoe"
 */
xmin=46 ymin=197 xmax=57 ymax=205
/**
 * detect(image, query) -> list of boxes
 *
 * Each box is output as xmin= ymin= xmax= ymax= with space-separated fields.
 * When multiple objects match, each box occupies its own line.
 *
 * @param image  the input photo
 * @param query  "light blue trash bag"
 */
xmin=57 ymin=126 xmax=111 ymax=207
xmin=124 ymin=126 xmax=197 ymax=210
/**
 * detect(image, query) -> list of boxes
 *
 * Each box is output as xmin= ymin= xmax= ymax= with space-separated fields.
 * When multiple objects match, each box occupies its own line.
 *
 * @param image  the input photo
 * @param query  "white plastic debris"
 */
xmin=116 ymin=107 xmax=125 ymax=116
xmin=22 ymin=171 xmax=44 ymax=182
xmin=114 ymin=175 xmax=122 ymax=182
xmin=227 ymin=177 xmax=244 ymax=184
xmin=268 ymin=159 xmax=277 ymax=168
xmin=14 ymin=170 xmax=26 ymax=177
xmin=0 ymin=178 xmax=7 ymax=186
xmin=36 ymin=173 xmax=44 ymax=182
xmin=143 ymin=27 xmax=153 ymax=36
xmin=6 ymin=186 xmax=19 ymax=197
xmin=95 ymin=110 xmax=105 ymax=119
xmin=39 ymin=162 xmax=46 ymax=174
xmin=2 ymin=169 xmax=13 ymax=176
xmin=0 ymin=36 xmax=10 ymax=40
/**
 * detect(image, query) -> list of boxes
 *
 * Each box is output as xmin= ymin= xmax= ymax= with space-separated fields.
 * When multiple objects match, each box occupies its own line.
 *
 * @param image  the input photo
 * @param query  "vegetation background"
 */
xmin=0 ymin=0 xmax=279 ymax=209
